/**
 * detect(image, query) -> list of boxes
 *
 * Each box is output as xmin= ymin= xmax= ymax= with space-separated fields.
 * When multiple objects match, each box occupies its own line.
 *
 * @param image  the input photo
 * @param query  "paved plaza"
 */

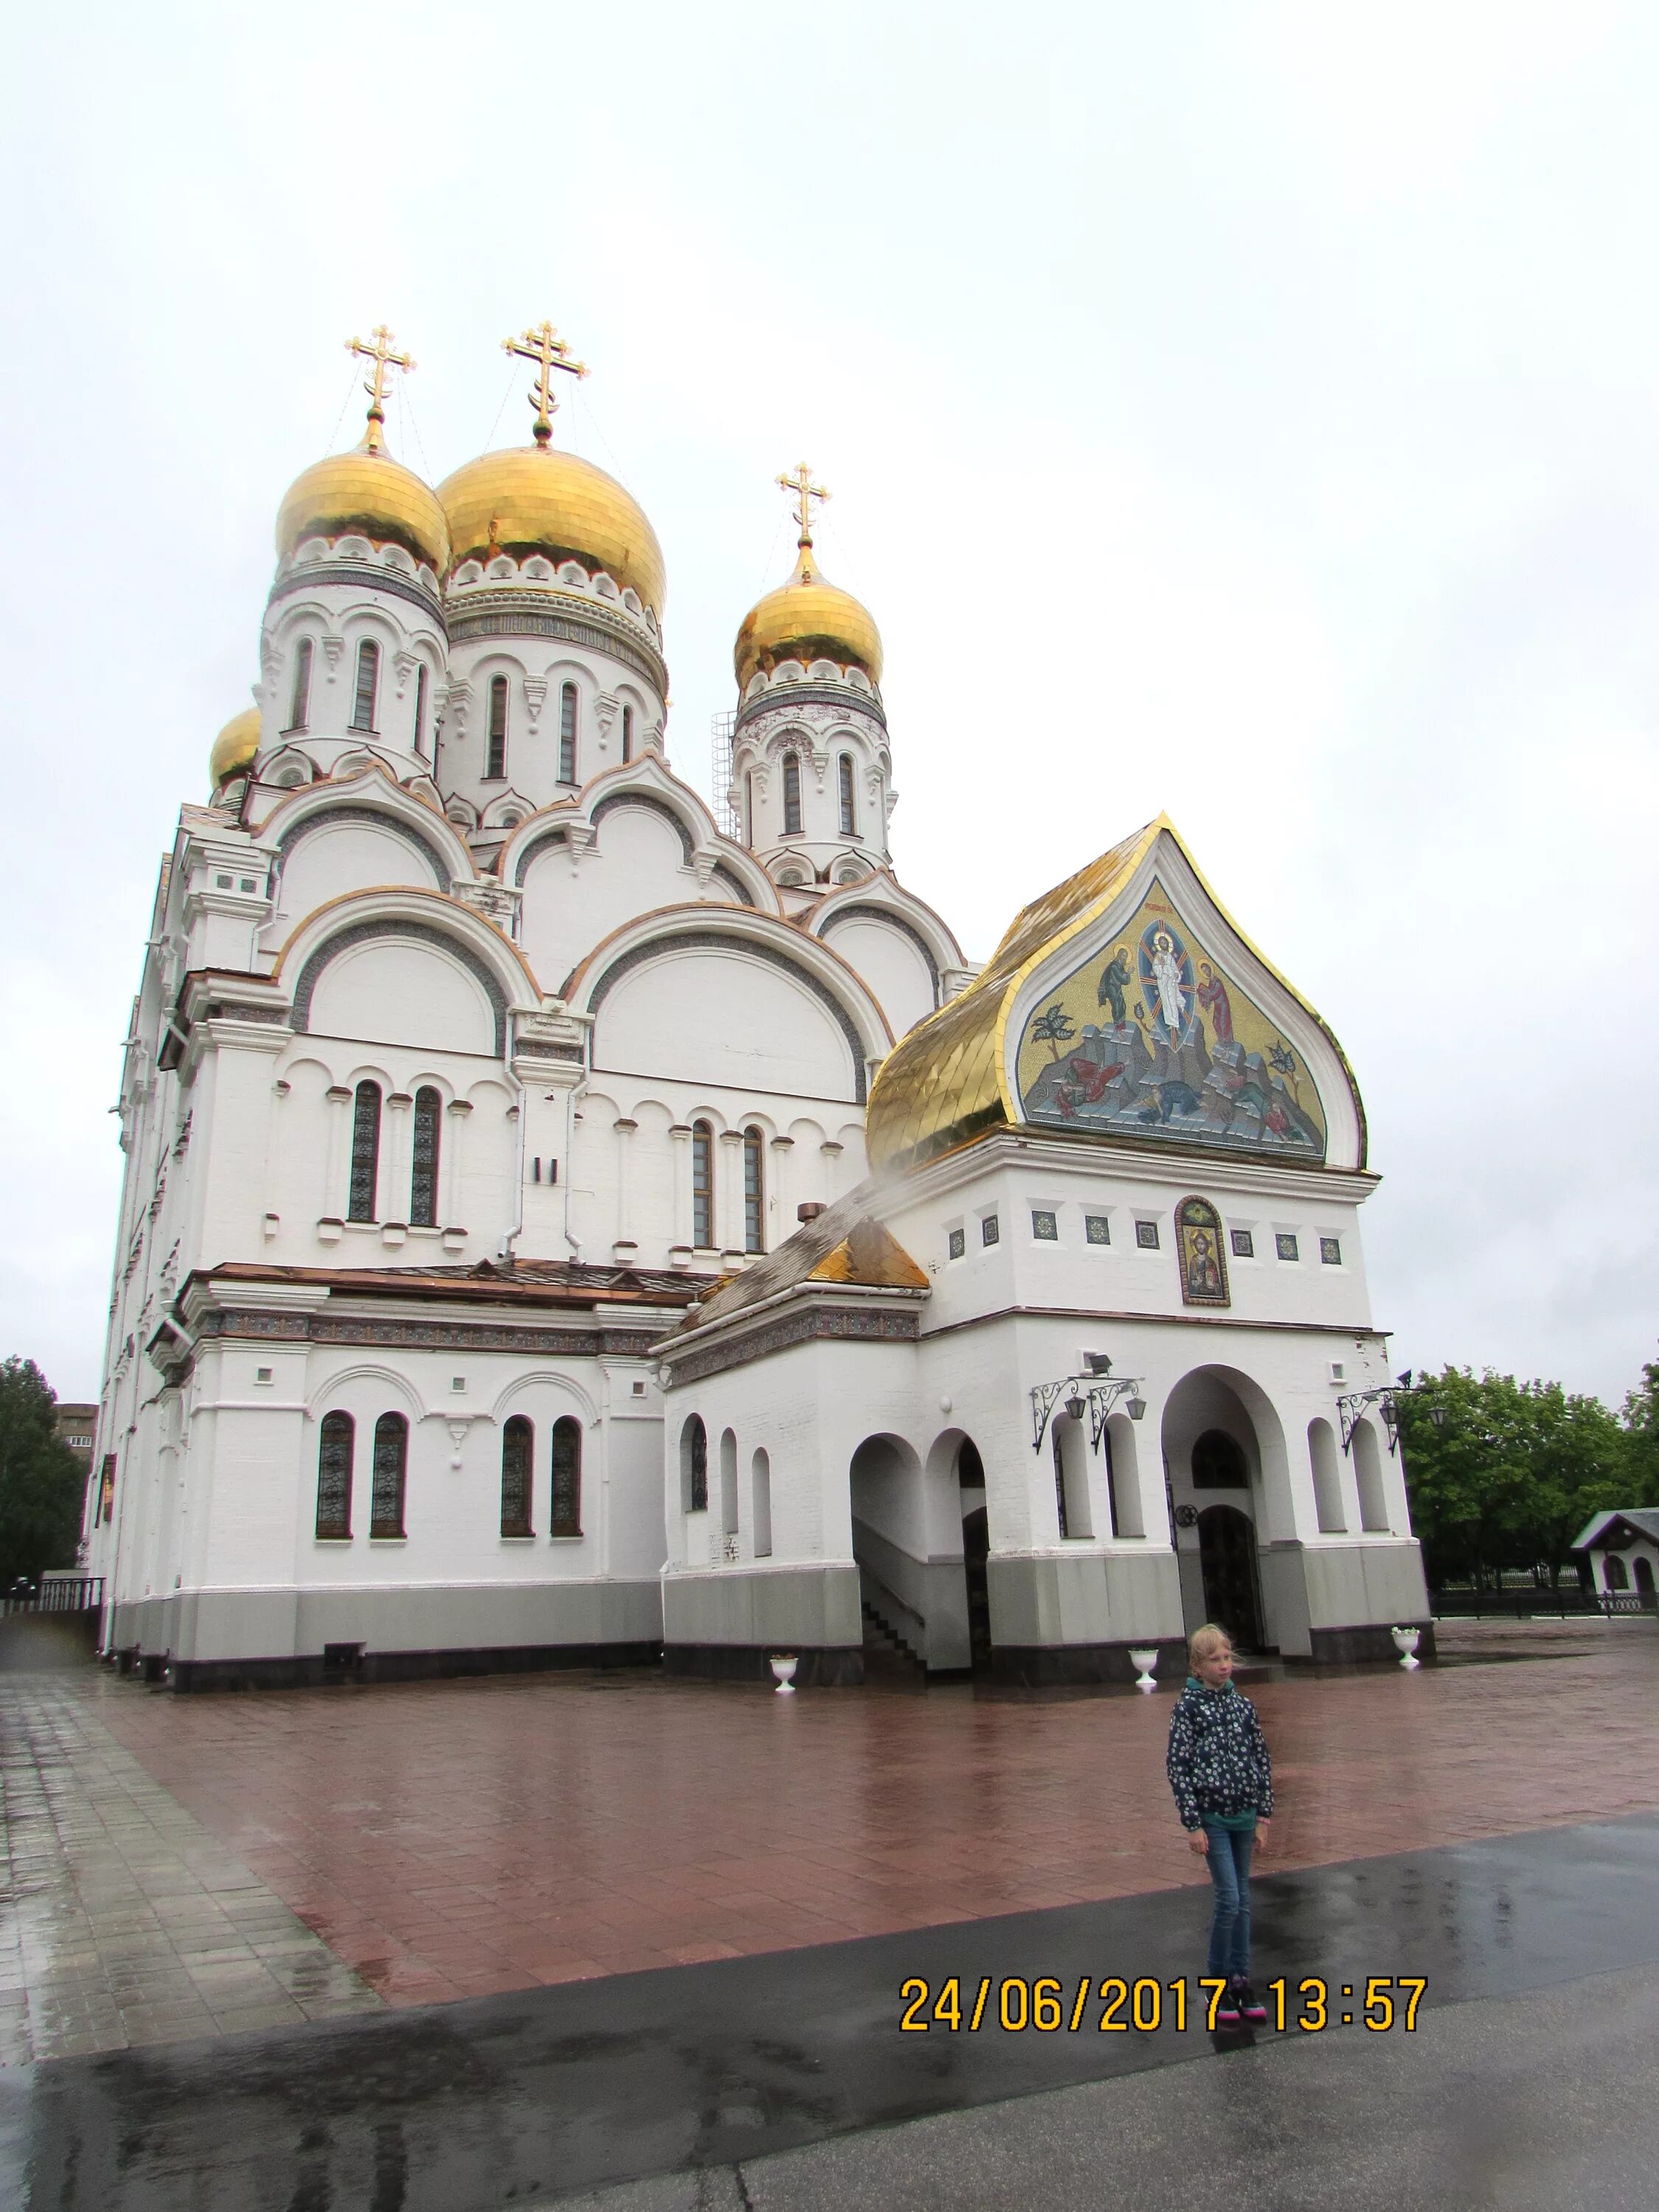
xmin=4 ymin=1616 xmax=1659 ymax=2205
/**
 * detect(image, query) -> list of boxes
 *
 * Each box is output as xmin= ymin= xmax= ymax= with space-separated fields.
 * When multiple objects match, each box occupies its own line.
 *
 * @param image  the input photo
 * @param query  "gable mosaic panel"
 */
xmin=1012 ymin=880 xmax=1327 ymax=1161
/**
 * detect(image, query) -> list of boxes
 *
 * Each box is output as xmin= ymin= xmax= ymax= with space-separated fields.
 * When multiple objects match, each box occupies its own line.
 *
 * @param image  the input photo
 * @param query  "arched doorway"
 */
xmin=958 ymin=1439 xmax=991 ymax=1668
xmin=1635 ymin=1557 xmax=1655 ymax=1607
xmin=1198 ymin=1504 xmax=1265 ymax=1652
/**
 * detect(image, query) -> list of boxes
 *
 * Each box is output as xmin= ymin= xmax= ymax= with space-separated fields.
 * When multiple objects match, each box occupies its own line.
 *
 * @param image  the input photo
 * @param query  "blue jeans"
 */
xmin=1201 ymin=1818 xmax=1255 ymax=1980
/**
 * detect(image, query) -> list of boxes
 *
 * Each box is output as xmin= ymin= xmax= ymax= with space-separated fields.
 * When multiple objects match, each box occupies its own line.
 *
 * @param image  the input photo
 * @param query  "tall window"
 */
xmin=369 ymin=1412 xmax=408 ymax=1537
xmin=501 ymin=1416 xmax=533 ymax=1537
xmin=550 ymin=1417 xmax=582 ymax=1537
xmin=1052 ymin=1423 xmax=1071 ymax=1540
xmin=348 ymin=1082 xmax=381 ymax=1222
xmin=838 ymin=753 xmax=856 ymax=835
xmin=412 ymin=661 xmax=428 ymax=757
xmin=742 ymin=1128 xmax=764 ymax=1253
xmin=682 ymin=1416 xmax=708 ymax=1514
xmin=621 ymin=704 xmax=633 ymax=762
xmin=351 ymin=640 xmax=380 ymax=731
xmin=692 ymin=1120 xmax=714 ymax=1248
xmin=287 ymin=638 xmax=313 ymax=732
xmin=782 ymin=752 xmax=802 ymax=834
xmin=558 ymin=682 xmax=578 ymax=784
xmin=486 ymin=675 xmax=509 ymax=779
xmin=410 ymin=1087 xmax=441 ymax=1228
xmin=316 ymin=1411 xmax=354 ymax=1539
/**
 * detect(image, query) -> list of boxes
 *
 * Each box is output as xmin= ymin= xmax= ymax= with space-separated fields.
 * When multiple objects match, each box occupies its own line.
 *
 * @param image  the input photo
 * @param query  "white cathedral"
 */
xmin=86 ymin=324 xmax=1430 ymax=1691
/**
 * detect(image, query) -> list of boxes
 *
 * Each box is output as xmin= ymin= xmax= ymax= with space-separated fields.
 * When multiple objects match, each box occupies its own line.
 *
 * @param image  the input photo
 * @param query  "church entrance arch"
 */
xmin=1197 ymin=1505 xmax=1265 ymax=1652
xmin=849 ymin=1432 xmax=973 ymax=1673
xmin=1162 ymin=1364 xmax=1290 ymax=1651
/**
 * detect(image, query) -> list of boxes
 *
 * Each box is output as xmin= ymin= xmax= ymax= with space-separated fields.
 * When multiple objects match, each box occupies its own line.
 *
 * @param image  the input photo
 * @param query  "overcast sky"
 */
xmin=3 ymin=1 xmax=1655 ymax=1407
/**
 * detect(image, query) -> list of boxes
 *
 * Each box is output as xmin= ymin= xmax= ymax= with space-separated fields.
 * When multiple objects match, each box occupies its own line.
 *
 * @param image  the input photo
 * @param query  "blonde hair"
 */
xmin=1189 ymin=1623 xmax=1233 ymax=1668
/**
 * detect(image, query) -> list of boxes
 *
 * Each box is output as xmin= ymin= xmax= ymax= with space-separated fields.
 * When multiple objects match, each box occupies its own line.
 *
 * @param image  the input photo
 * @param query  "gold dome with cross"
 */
xmin=437 ymin=319 xmax=667 ymax=617
xmin=274 ymin=325 xmax=451 ymax=574
xmin=734 ymin=465 xmax=883 ymax=691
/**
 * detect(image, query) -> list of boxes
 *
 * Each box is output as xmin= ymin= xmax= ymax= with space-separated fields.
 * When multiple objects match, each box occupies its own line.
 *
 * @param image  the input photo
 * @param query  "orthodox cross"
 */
xmin=503 ymin=321 xmax=588 ymax=446
xmin=345 ymin=324 xmax=414 ymax=452
xmin=777 ymin=462 xmax=829 ymax=549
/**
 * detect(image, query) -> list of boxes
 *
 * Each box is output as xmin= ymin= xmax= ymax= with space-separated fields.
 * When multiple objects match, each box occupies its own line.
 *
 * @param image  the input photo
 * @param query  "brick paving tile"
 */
xmin=10 ymin=1618 xmax=1658 ymax=2037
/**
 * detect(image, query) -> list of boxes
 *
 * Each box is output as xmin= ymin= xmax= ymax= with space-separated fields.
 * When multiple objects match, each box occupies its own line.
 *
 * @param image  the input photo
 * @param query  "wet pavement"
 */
xmin=3 ymin=1617 xmax=1658 ymax=2205
xmin=10 ymin=1814 xmax=1659 ymax=2208
xmin=38 ymin=1615 xmax=1659 ymax=2014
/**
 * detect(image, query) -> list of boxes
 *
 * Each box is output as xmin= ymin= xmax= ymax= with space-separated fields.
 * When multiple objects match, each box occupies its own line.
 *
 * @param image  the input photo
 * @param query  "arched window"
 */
xmin=1352 ymin=1419 xmax=1389 ymax=1532
xmin=410 ymin=1087 xmax=441 ymax=1228
xmin=348 ymin=1082 xmax=381 ymax=1222
xmin=315 ymin=1411 xmax=354 ymax=1540
xmin=692 ymin=1120 xmax=714 ymax=1249
xmin=501 ymin=1416 xmax=533 ymax=1537
xmin=782 ymin=752 xmax=802 ymax=834
xmin=1308 ymin=1418 xmax=1345 ymax=1534
xmin=1606 ymin=1554 xmax=1630 ymax=1591
xmin=486 ymin=675 xmax=509 ymax=779
xmin=838 ymin=753 xmax=856 ymax=835
xmin=369 ymin=1412 xmax=408 ymax=1537
xmin=550 ymin=1417 xmax=582 ymax=1537
xmin=558 ymin=682 xmax=578 ymax=784
xmin=1635 ymin=1557 xmax=1655 ymax=1600
xmin=621 ymin=704 xmax=634 ymax=763
xmin=742 ymin=1128 xmax=765 ymax=1253
xmin=287 ymin=638 xmax=313 ymax=733
xmin=751 ymin=1447 xmax=773 ymax=1558
xmin=1051 ymin=1414 xmax=1092 ymax=1539
xmin=412 ymin=662 xmax=429 ymax=757
xmin=718 ymin=1429 xmax=738 ymax=1540
xmin=1192 ymin=1430 xmax=1248 ymax=1489
xmin=681 ymin=1416 xmax=708 ymax=1514
xmin=351 ymin=640 xmax=380 ymax=732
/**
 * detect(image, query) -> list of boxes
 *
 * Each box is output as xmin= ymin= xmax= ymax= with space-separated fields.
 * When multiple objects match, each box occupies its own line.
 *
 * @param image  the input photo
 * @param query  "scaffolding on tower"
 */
xmin=709 ymin=710 xmax=740 ymax=839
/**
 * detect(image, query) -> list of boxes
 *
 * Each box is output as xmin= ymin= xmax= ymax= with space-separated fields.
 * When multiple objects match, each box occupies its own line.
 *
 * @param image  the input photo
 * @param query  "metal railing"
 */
xmin=1429 ymin=1587 xmax=1654 ymax=1621
xmin=2 ymin=1576 xmax=105 ymax=1616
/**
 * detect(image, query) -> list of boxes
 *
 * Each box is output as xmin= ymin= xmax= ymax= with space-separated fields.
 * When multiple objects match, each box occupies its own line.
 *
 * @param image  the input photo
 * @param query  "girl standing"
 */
xmin=1165 ymin=1623 xmax=1274 ymax=2027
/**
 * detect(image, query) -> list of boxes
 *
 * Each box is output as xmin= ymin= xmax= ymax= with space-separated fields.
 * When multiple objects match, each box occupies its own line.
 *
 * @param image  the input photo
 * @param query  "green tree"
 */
xmin=1620 ymin=1354 xmax=1659 ymax=1505
xmin=1032 ymin=1003 xmax=1077 ymax=1060
xmin=0 ymin=1358 xmax=88 ymax=1590
xmin=1396 ymin=1366 xmax=1627 ymax=1590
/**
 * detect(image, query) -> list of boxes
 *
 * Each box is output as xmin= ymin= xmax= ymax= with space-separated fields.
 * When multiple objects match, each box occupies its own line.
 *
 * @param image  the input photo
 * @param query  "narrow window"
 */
xmin=692 ymin=1120 xmax=714 ymax=1248
xmin=315 ymin=1411 xmax=354 ymax=1539
xmin=501 ymin=1415 xmax=533 ymax=1537
xmin=550 ymin=1416 xmax=582 ymax=1537
xmin=1053 ymin=1424 xmax=1071 ymax=1540
xmin=622 ymin=703 xmax=634 ymax=762
xmin=559 ymin=682 xmax=578 ymax=784
xmin=410 ymin=1086 xmax=441 ymax=1228
xmin=369 ymin=1412 xmax=408 ymax=1537
xmin=782 ymin=752 xmax=802 ymax=834
xmin=287 ymin=637 xmax=313 ymax=732
xmin=838 ymin=753 xmax=856 ymax=835
xmin=742 ymin=1129 xmax=765 ymax=1253
xmin=351 ymin=640 xmax=379 ymax=731
xmin=348 ymin=1082 xmax=381 ymax=1222
xmin=486 ymin=675 xmax=508 ymax=779
xmin=413 ymin=662 xmax=428 ymax=757
xmin=683 ymin=1416 xmax=708 ymax=1514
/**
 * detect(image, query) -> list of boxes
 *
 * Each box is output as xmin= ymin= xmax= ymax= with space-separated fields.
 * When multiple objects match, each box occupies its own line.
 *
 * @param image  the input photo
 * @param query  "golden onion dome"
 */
xmin=734 ymin=543 xmax=883 ymax=692
xmin=437 ymin=445 xmax=667 ymax=616
xmin=209 ymin=706 xmax=261 ymax=790
xmin=275 ymin=438 xmax=450 ymax=574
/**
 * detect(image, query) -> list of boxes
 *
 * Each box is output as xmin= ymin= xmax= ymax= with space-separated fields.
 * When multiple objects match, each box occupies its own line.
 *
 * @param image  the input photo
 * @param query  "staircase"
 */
xmin=861 ymin=1600 xmax=926 ymax=1680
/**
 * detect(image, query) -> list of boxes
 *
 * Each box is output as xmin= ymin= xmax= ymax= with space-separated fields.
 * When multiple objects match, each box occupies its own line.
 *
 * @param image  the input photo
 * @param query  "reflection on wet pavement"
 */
xmin=0 ymin=1680 xmax=382 ymax=2061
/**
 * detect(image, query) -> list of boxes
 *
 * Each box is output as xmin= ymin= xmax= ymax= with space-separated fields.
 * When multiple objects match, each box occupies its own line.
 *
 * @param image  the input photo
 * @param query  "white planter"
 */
xmin=769 ymin=1653 xmax=799 ymax=1695
xmin=1128 ymin=1646 xmax=1160 ymax=1692
xmin=1390 ymin=1625 xmax=1422 ymax=1670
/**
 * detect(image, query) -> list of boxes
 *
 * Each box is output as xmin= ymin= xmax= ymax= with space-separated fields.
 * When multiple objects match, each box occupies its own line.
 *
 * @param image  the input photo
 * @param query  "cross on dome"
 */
xmin=345 ymin=324 xmax=414 ymax=454
xmin=503 ymin=321 xmax=588 ymax=448
xmin=777 ymin=462 xmax=829 ymax=550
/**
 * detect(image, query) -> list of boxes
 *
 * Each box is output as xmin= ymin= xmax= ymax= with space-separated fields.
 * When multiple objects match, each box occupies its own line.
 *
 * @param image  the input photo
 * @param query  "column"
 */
xmin=443 ymin=1099 xmax=472 ymax=1242
xmin=321 ymin=1085 xmax=352 ymax=1236
xmin=382 ymin=1093 xmax=413 ymax=1239
xmin=718 ymin=1130 xmax=745 ymax=1259
xmin=668 ymin=1124 xmax=693 ymax=1261
xmin=613 ymin=1116 xmax=637 ymax=1259
xmin=768 ymin=1135 xmax=793 ymax=1248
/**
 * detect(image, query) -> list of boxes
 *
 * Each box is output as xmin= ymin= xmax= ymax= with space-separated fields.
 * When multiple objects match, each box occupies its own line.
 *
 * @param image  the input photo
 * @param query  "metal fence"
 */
xmin=1429 ymin=1587 xmax=1654 ymax=1621
xmin=1 ymin=1576 xmax=105 ymax=1617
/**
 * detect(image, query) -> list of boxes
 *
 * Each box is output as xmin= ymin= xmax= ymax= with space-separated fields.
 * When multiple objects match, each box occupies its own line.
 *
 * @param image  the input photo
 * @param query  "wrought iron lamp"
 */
xmin=1335 ymin=1384 xmax=1400 ymax=1455
xmin=1031 ymin=1355 xmax=1147 ymax=1453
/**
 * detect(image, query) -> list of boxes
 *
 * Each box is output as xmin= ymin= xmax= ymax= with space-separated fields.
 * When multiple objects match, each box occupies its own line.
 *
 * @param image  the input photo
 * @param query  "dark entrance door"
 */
xmin=1197 ymin=1504 xmax=1264 ymax=1651
xmin=961 ymin=1507 xmax=991 ymax=1668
